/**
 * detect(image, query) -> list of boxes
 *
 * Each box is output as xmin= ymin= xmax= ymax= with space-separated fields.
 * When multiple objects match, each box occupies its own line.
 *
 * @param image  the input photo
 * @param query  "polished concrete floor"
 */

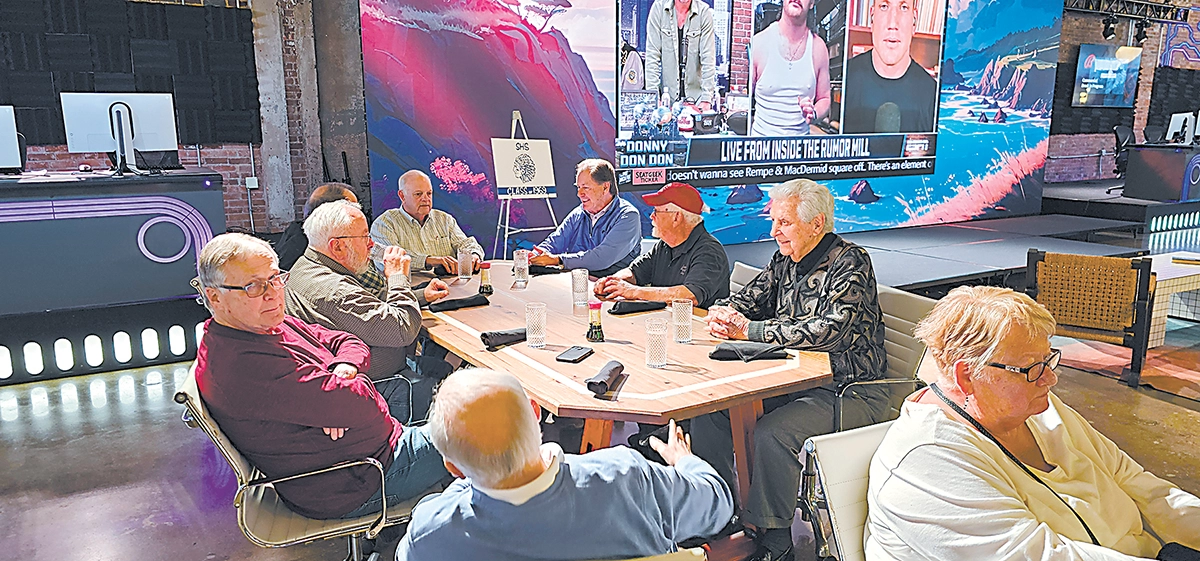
xmin=1 ymin=361 xmax=1197 ymax=561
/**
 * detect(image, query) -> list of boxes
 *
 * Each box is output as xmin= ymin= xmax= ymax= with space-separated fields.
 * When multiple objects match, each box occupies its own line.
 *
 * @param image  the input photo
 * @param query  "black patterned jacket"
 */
xmin=717 ymin=233 xmax=887 ymax=388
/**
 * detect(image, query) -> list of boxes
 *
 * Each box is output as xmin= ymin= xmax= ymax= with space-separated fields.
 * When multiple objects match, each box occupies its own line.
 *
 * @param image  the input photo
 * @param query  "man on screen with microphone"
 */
xmin=842 ymin=0 xmax=937 ymax=134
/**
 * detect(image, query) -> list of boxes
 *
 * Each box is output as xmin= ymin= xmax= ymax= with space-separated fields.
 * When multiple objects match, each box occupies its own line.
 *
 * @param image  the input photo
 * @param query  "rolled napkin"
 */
xmin=428 ymin=293 xmax=490 ymax=313
xmin=412 ymin=280 xmax=430 ymax=290
xmin=586 ymin=360 xmax=625 ymax=397
xmin=529 ymin=264 xmax=565 ymax=276
xmin=607 ymin=301 xmax=668 ymax=315
xmin=708 ymin=342 xmax=789 ymax=362
xmin=480 ymin=328 xmax=526 ymax=351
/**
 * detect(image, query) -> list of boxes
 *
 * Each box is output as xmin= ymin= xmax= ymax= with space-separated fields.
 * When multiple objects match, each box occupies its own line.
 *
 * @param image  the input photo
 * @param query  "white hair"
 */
xmin=660 ymin=202 xmax=706 ymax=226
xmin=770 ymin=179 xmax=835 ymax=233
xmin=304 ymin=199 xmax=364 ymax=249
xmin=427 ymin=368 xmax=542 ymax=488
xmin=194 ymin=233 xmax=277 ymax=310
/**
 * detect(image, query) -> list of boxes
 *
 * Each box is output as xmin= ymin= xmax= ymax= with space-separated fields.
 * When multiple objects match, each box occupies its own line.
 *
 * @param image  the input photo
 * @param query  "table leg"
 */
xmin=580 ymin=419 xmax=614 ymax=453
xmin=729 ymin=401 xmax=762 ymax=507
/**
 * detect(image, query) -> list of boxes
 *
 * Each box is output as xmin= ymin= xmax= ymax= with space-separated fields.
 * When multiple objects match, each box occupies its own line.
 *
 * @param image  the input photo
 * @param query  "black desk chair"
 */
xmin=1144 ymin=125 xmax=1167 ymax=144
xmin=1113 ymin=125 xmax=1134 ymax=176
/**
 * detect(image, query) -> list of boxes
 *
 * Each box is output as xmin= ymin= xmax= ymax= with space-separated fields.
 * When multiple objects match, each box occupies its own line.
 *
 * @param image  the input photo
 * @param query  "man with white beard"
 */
xmin=286 ymin=199 xmax=452 ymax=421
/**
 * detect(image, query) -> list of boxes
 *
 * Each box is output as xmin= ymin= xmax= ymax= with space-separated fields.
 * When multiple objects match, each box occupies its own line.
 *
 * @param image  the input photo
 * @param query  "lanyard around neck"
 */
xmin=928 ymin=383 xmax=1100 ymax=546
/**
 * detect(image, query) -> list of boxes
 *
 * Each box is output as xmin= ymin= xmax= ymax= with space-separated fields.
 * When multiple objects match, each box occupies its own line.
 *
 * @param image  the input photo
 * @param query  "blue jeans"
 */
xmin=339 ymin=425 xmax=448 ymax=519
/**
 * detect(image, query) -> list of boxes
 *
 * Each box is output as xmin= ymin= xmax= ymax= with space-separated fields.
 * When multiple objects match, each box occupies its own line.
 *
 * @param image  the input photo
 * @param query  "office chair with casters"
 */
xmin=799 ymin=421 xmax=895 ymax=561
xmin=174 ymin=363 xmax=443 ymax=561
xmin=1024 ymin=250 xmax=1155 ymax=387
xmin=1144 ymin=125 xmax=1167 ymax=144
xmin=799 ymin=285 xmax=934 ymax=559
xmin=1113 ymin=125 xmax=1134 ymax=177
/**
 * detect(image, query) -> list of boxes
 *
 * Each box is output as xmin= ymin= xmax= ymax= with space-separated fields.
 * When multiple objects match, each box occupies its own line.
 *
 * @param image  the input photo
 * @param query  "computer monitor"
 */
xmin=1164 ymin=111 xmax=1196 ymax=144
xmin=0 ymin=106 xmax=21 ymax=171
xmin=61 ymin=93 xmax=179 ymax=172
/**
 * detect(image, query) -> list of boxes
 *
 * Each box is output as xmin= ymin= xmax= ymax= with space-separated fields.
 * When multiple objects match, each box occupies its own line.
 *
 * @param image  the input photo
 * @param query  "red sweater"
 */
xmin=195 ymin=316 xmax=404 ymax=519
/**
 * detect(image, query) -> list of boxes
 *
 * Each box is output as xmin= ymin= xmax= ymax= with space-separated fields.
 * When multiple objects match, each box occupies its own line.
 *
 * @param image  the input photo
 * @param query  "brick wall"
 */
xmin=1046 ymin=5 xmax=1193 ymax=183
xmin=24 ymin=143 xmax=267 ymax=231
xmin=730 ymin=0 xmax=752 ymax=92
xmin=1044 ymin=133 xmax=1115 ymax=182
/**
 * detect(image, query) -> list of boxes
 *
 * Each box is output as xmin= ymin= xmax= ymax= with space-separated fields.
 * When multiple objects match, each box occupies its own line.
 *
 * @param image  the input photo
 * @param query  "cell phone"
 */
xmin=555 ymin=345 xmax=594 ymax=363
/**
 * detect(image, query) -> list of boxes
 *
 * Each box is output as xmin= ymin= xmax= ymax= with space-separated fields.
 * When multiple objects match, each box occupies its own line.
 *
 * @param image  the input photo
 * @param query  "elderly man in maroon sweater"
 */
xmin=193 ymin=233 xmax=448 ymax=520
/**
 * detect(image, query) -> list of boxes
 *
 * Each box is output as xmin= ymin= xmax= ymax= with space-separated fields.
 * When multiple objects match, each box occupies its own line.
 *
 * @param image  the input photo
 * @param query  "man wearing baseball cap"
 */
xmin=594 ymin=182 xmax=729 ymax=309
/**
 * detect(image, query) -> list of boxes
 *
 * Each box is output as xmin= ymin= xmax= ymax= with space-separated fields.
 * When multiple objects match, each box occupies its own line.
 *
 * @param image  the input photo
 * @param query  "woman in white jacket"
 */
xmin=866 ymin=286 xmax=1200 ymax=560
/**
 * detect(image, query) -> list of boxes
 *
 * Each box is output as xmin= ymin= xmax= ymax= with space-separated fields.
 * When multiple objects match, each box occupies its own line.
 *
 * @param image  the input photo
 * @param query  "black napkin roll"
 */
xmin=428 ymin=294 xmax=490 ymax=313
xmin=607 ymin=301 xmax=668 ymax=315
xmin=480 ymin=327 xmax=526 ymax=351
xmin=586 ymin=360 xmax=625 ymax=396
xmin=529 ymin=264 xmax=566 ymax=276
xmin=708 ymin=342 xmax=789 ymax=362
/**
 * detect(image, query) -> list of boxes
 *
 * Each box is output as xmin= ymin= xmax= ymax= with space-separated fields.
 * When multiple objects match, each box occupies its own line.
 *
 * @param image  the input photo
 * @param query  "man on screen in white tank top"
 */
xmin=749 ymin=0 xmax=832 ymax=137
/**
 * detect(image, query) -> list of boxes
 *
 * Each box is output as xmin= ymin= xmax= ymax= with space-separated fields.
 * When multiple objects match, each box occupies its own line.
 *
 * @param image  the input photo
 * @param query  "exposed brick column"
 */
xmin=279 ymin=0 xmax=323 ymax=219
xmin=730 ymin=0 xmax=752 ymax=92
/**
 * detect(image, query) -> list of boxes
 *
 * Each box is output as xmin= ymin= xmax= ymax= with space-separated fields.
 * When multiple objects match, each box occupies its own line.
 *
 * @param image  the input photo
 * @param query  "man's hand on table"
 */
xmin=424 ymin=278 xmax=450 ymax=303
xmin=529 ymin=247 xmax=561 ymax=266
xmin=648 ymin=419 xmax=693 ymax=466
xmin=706 ymin=305 xmax=750 ymax=340
xmin=593 ymin=276 xmax=639 ymax=301
xmin=426 ymin=255 xmax=459 ymax=275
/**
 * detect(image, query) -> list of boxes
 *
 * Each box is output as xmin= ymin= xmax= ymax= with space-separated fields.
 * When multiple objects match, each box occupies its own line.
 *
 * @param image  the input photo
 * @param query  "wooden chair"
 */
xmin=1025 ymin=250 xmax=1155 ymax=387
xmin=174 ymin=364 xmax=440 ymax=561
xmin=800 ymin=421 xmax=894 ymax=561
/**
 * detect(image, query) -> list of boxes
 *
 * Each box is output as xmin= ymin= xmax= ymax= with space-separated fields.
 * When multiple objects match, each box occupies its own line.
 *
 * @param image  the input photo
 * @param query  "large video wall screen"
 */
xmin=617 ymin=0 xmax=947 ymax=188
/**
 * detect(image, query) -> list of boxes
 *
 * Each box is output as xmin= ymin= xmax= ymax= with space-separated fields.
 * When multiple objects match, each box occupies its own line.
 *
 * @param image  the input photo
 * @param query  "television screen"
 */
xmin=1072 ymin=44 xmax=1142 ymax=107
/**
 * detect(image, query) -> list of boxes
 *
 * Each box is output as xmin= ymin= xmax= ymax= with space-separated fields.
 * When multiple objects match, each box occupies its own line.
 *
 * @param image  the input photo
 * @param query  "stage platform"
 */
xmin=1044 ymin=180 xmax=1200 ymax=233
xmin=724 ymin=214 xmax=1143 ymax=297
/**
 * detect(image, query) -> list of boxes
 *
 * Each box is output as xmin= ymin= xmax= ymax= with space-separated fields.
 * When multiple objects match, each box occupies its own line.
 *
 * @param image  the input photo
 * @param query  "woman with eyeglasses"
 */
xmin=865 ymin=286 xmax=1200 ymax=560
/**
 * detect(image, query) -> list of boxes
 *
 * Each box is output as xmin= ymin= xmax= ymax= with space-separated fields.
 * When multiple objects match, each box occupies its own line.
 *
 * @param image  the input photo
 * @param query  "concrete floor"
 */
xmin=1 ymin=361 xmax=1197 ymax=561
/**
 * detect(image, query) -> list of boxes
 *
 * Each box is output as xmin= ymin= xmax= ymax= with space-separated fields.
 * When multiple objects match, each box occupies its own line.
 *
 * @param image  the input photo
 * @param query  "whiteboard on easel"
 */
xmin=491 ymin=138 xmax=557 ymax=200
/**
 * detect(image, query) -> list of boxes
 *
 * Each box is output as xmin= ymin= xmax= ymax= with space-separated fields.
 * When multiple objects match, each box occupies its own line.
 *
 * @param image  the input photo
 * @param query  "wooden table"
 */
xmin=1145 ymin=251 xmax=1200 ymax=348
xmin=421 ymin=262 xmax=833 ymax=503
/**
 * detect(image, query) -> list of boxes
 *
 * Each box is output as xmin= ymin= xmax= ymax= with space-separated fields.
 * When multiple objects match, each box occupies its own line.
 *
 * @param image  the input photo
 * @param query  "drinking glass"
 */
xmin=514 ymin=249 xmax=530 ymax=282
xmin=571 ymin=269 xmax=589 ymax=306
xmin=671 ymin=299 xmax=693 ymax=344
xmin=526 ymin=302 xmax=547 ymax=348
xmin=457 ymin=248 xmax=473 ymax=281
xmin=369 ymin=244 xmax=405 ymax=276
xmin=645 ymin=316 xmax=668 ymax=368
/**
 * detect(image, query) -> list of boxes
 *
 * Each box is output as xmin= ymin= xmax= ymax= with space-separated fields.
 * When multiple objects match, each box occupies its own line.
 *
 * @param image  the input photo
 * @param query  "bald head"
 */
xmin=303 ymin=182 xmax=357 ymax=218
xmin=427 ymin=368 xmax=543 ymax=488
xmin=398 ymin=170 xmax=434 ymax=222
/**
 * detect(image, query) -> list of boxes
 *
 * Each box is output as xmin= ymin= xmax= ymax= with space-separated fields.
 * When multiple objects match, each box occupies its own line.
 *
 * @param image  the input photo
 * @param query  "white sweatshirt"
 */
xmin=866 ymin=391 xmax=1200 ymax=560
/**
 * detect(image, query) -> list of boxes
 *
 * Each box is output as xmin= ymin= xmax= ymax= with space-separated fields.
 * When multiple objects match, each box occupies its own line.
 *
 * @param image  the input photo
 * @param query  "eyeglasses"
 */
xmin=218 ymin=271 xmax=289 ymax=298
xmin=331 ymin=235 xmax=372 ymax=241
xmin=987 ymin=348 xmax=1061 ymax=382
xmin=650 ymin=209 xmax=679 ymax=216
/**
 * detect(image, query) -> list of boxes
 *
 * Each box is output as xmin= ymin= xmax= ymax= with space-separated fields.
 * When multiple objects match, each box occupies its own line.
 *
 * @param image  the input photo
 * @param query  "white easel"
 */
xmin=491 ymin=111 xmax=559 ymax=259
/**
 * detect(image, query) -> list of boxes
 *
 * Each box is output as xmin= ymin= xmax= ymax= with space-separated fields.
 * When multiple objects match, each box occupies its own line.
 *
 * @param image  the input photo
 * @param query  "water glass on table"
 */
xmin=571 ymin=269 xmax=589 ymax=305
xmin=526 ymin=302 xmax=547 ymax=348
xmin=645 ymin=316 xmax=668 ymax=368
xmin=670 ymin=299 xmax=693 ymax=344
xmin=457 ymin=248 xmax=473 ymax=281
xmin=514 ymin=249 xmax=530 ymax=282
